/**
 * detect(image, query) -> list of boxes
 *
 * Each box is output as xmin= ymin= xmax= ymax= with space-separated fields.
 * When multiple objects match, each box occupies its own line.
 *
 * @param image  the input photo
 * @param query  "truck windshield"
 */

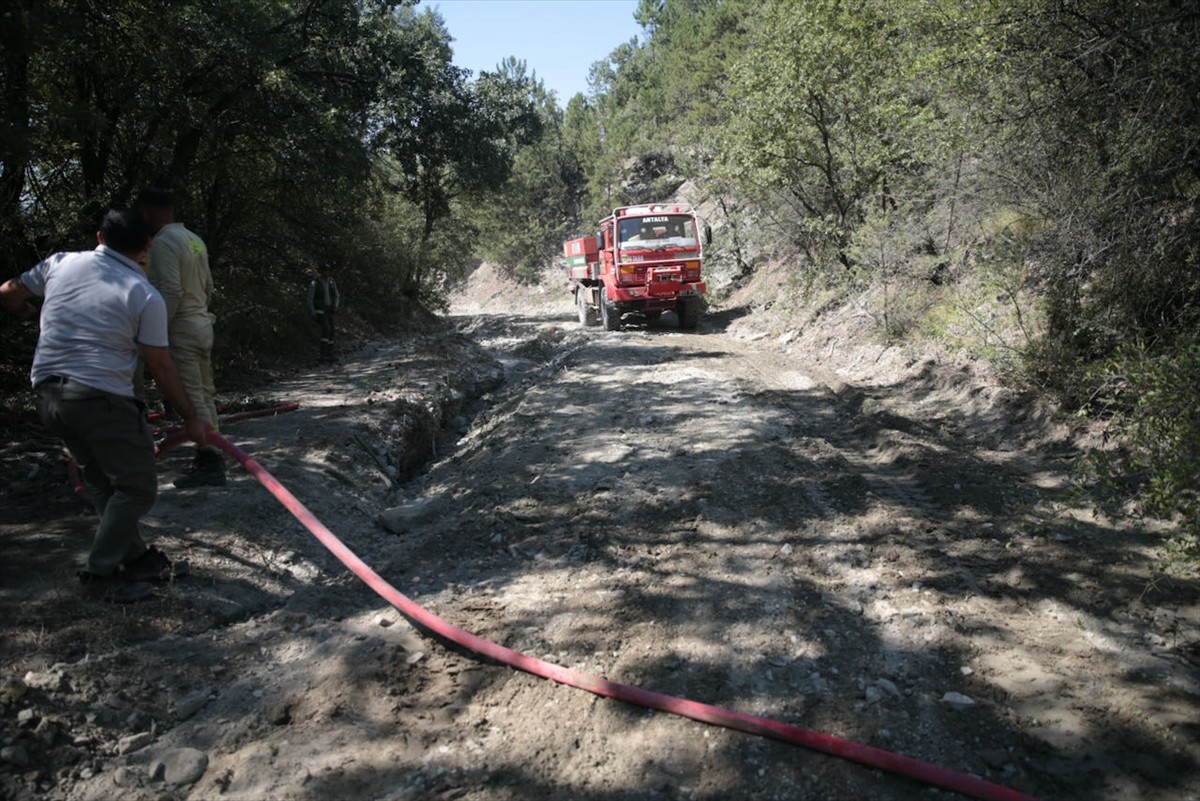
xmin=617 ymin=215 xmax=696 ymax=250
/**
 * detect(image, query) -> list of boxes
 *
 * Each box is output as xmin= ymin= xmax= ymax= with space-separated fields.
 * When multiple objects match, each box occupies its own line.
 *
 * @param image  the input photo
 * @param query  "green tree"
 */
xmin=982 ymin=0 xmax=1200 ymax=363
xmin=474 ymin=60 xmax=580 ymax=284
xmin=372 ymin=10 xmax=542 ymax=301
xmin=0 ymin=0 xmax=546 ymax=372
xmin=720 ymin=0 xmax=956 ymax=270
xmin=632 ymin=0 xmax=753 ymax=141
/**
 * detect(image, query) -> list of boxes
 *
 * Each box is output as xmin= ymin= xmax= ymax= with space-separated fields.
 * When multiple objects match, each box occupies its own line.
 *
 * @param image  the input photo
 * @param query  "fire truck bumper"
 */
xmin=610 ymin=281 xmax=706 ymax=305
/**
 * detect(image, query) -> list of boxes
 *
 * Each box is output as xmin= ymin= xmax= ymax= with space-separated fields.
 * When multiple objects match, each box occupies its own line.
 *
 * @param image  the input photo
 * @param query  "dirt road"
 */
xmin=2 ymin=293 xmax=1198 ymax=800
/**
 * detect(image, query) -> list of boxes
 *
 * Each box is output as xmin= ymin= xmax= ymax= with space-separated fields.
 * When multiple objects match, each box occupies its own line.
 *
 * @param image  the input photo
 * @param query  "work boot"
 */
xmin=77 ymin=570 xmax=156 ymax=604
xmin=121 ymin=545 xmax=190 ymax=583
xmin=174 ymin=449 xmax=227 ymax=488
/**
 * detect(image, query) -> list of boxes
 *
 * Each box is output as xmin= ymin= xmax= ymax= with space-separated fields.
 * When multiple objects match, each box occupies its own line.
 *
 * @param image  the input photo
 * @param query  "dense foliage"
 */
xmin=2 ymin=0 xmax=1196 ymax=559
xmin=0 ymin=0 xmax=551 ymax=365
xmin=562 ymin=0 xmax=1198 ymax=564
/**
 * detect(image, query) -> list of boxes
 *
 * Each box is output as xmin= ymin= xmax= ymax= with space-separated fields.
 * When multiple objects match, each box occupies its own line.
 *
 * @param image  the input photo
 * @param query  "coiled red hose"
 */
xmin=203 ymin=428 xmax=1040 ymax=801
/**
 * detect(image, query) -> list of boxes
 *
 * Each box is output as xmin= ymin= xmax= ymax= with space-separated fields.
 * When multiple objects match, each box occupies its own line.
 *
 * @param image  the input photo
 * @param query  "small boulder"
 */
xmin=149 ymin=748 xmax=208 ymax=786
xmin=377 ymin=497 xmax=446 ymax=534
xmin=23 ymin=670 xmax=65 ymax=692
xmin=112 ymin=766 xmax=140 ymax=788
xmin=118 ymin=732 xmax=153 ymax=755
xmin=941 ymin=691 xmax=976 ymax=710
xmin=173 ymin=689 xmax=211 ymax=721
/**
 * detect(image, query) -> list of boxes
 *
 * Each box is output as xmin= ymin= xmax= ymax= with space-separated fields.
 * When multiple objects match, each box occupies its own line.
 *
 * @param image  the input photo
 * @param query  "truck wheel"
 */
xmin=677 ymin=296 xmax=701 ymax=330
xmin=600 ymin=287 xmax=621 ymax=331
xmin=576 ymin=288 xmax=599 ymax=327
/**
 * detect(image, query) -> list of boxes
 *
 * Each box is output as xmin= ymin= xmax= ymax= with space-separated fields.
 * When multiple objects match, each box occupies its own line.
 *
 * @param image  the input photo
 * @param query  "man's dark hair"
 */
xmin=133 ymin=187 xmax=174 ymax=209
xmin=100 ymin=207 xmax=151 ymax=255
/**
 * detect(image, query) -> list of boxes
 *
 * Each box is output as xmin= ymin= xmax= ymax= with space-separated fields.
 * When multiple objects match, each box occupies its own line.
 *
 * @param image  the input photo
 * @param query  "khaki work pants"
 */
xmin=170 ymin=314 xmax=220 ymax=449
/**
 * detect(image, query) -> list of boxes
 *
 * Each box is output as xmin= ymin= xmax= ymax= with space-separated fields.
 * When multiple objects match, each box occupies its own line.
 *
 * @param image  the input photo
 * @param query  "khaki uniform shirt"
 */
xmin=145 ymin=222 xmax=213 ymax=330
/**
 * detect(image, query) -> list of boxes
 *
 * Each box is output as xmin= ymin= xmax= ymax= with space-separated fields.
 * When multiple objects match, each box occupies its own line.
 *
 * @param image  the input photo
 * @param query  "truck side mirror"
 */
xmin=704 ymin=224 xmax=712 ymax=246
xmin=596 ymin=232 xmax=604 ymax=251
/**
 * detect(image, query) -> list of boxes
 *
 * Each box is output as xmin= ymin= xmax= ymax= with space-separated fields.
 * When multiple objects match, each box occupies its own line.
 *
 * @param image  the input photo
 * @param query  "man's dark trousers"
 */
xmin=36 ymin=379 xmax=155 ymax=575
xmin=316 ymin=309 xmax=335 ymax=360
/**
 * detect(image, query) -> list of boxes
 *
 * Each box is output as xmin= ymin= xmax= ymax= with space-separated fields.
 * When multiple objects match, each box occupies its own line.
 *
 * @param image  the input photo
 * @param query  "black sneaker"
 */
xmin=121 ymin=546 xmax=189 ymax=583
xmin=77 ymin=571 xmax=156 ymax=604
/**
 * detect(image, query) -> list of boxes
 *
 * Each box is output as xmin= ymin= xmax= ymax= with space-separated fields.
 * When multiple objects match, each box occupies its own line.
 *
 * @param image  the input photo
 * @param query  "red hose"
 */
xmin=154 ymin=403 xmax=300 ymax=456
xmin=66 ymin=403 xmax=302 ymax=501
xmin=65 ymin=458 xmax=90 ymax=503
xmin=147 ymin=400 xmax=252 ymax=422
xmin=205 ymin=429 xmax=1040 ymax=801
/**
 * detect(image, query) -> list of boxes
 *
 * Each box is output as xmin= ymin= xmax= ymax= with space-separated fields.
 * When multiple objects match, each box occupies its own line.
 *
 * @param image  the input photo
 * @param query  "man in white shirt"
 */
xmin=1 ymin=208 xmax=208 ymax=602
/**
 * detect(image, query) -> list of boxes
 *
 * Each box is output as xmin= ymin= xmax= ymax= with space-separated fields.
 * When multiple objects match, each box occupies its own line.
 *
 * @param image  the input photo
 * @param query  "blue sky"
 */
xmin=428 ymin=0 xmax=644 ymax=102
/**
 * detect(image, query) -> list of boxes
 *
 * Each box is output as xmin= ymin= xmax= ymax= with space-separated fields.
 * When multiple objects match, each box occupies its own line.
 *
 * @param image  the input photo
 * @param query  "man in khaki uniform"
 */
xmin=135 ymin=188 xmax=225 ymax=487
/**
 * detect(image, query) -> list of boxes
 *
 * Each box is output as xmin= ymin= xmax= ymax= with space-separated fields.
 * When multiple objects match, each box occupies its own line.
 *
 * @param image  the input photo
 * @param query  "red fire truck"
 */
xmin=564 ymin=203 xmax=711 ymax=331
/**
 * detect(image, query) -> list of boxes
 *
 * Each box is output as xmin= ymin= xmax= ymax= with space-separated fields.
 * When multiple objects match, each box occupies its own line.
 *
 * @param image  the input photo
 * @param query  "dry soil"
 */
xmin=1 ymin=265 xmax=1198 ymax=801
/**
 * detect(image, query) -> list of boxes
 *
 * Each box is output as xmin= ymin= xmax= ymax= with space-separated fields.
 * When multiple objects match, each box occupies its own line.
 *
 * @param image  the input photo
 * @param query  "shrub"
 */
xmin=1083 ymin=342 xmax=1200 ymax=575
